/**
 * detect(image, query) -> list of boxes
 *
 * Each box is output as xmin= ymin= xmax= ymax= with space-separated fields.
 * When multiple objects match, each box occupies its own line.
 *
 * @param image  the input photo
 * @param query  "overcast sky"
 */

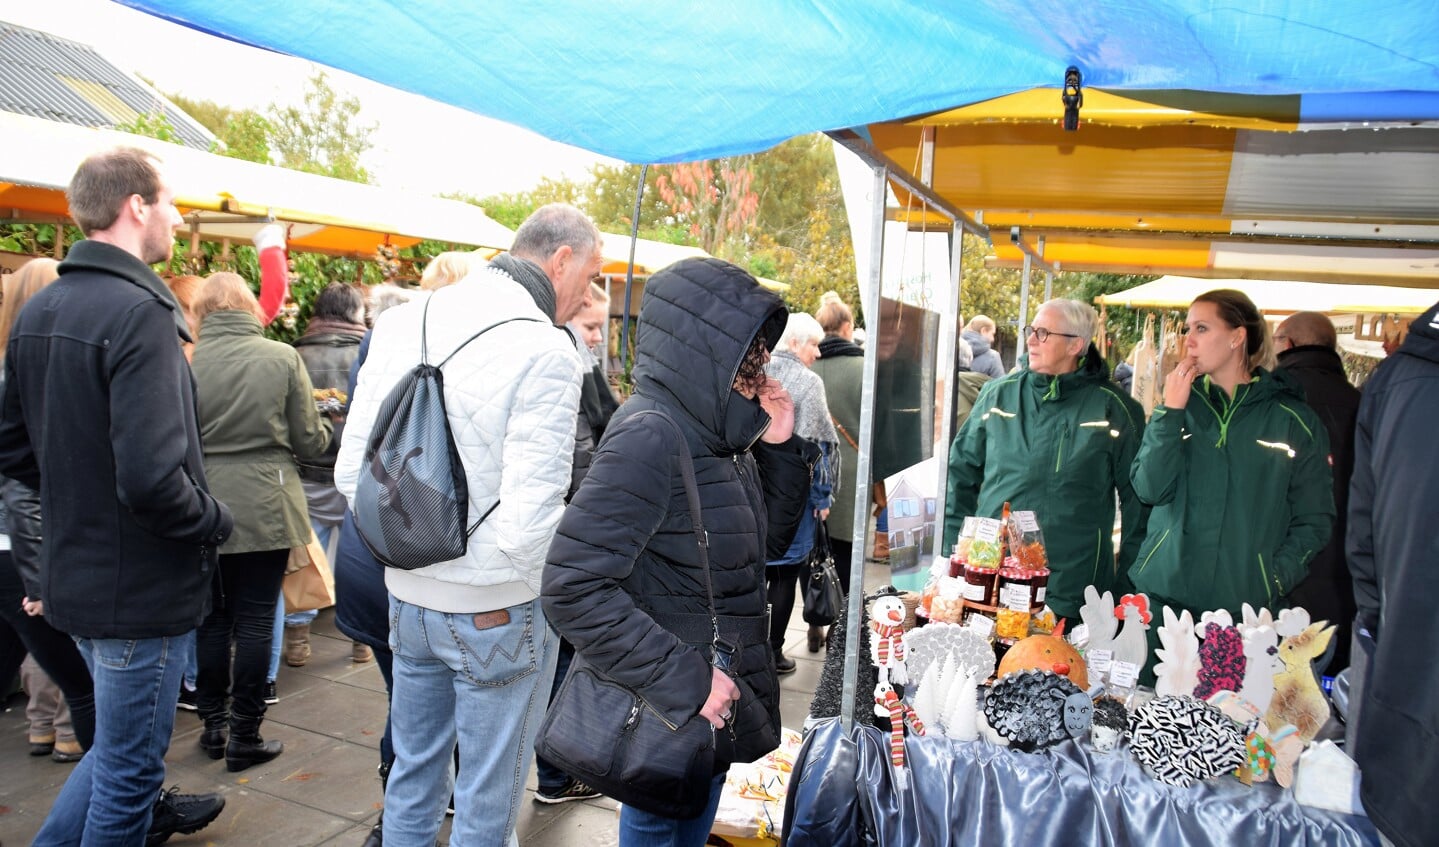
xmin=4 ymin=0 xmax=617 ymax=197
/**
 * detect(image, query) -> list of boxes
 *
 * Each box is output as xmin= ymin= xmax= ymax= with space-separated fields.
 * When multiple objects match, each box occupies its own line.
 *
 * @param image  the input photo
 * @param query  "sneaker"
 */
xmin=535 ymin=779 xmax=602 ymax=805
xmin=774 ymin=653 xmax=797 ymax=675
xmin=262 ymin=680 xmax=279 ymax=705
xmin=146 ymin=786 xmax=225 ymax=846
xmin=176 ymin=686 xmax=198 ymax=712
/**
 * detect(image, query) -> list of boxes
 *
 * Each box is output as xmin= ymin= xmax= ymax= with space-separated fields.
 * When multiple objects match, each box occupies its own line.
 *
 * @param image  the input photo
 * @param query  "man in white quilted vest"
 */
xmin=336 ymin=204 xmax=600 ymax=846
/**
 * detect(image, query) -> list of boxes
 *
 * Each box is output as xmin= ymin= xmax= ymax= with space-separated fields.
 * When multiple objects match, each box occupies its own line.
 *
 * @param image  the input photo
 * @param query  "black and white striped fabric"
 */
xmin=1127 ymin=695 xmax=1246 ymax=787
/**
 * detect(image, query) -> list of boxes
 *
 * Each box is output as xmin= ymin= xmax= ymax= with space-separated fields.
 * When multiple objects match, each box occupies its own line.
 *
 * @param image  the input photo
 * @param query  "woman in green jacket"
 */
xmin=190 ymin=273 xmax=333 ymax=772
xmin=1130 ymin=289 xmax=1333 ymax=631
xmin=943 ymin=299 xmax=1147 ymax=622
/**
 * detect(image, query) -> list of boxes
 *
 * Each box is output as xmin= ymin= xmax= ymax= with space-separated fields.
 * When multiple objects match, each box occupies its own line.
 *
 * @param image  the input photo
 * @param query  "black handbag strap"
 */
xmin=631 ymin=409 xmax=716 ymax=642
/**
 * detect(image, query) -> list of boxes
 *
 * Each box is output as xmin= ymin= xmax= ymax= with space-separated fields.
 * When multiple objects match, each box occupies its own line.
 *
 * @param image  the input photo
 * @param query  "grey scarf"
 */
xmin=766 ymin=349 xmax=841 ymax=490
xmin=490 ymin=253 xmax=556 ymax=322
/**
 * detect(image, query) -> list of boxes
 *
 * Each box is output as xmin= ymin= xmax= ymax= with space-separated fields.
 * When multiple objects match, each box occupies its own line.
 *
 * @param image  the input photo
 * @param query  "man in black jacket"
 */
xmin=1348 ymin=300 xmax=1439 ymax=847
xmin=1275 ymin=311 xmax=1361 ymax=672
xmin=0 ymin=147 xmax=232 ymax=845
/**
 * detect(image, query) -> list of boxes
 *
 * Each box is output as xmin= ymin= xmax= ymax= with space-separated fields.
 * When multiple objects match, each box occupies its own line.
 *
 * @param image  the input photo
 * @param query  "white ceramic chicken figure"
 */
xmin=1153 ymin=606 xmax=1201 ymax=697
xmin=1110 ymin=594 xmax=1152 ymax=673
xmin=869 ymin=594 xmax=909 ymax=686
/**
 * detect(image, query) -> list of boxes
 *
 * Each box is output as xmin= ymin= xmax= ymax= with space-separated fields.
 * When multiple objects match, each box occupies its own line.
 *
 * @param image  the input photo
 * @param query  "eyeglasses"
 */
xmin=1022 ymin=325 xmax=1081 ymax=343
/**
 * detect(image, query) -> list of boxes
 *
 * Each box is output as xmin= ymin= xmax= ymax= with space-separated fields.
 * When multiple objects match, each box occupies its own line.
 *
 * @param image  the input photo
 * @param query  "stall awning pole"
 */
xmin=932 ymin=222 xmax=964 ymax=559
xmin=841 ymin=164 xmax=887 ymax=730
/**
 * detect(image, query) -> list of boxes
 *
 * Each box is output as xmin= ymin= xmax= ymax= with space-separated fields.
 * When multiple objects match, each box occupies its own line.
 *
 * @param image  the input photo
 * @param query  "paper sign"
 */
xmin=937 ymin=576 xmax=964 ymax=600
xmin=1110 ymin=661 xmax=1140 ymax=689
xmin=961 ymin=581 xmax=987 ymax=602
xmin=931 ymin=555 xmax=952 ymax=577
xmin=1014 ymin=510 xmax=1040 ymax=532
xmin=974 ymin=518 xmax=1002 ymax=543
xmin=967 ymin=614 xmax=996 ymax=638
xmin=1087 ymin=648 xmax=1113 ymax=675
xmin=960 ymin=516 xmax=979 ymax=538
xmin=1001 ymin=583 xmax=1031 ymax=612
xmin=1069 ymin=623 xmax=1090 ymax=647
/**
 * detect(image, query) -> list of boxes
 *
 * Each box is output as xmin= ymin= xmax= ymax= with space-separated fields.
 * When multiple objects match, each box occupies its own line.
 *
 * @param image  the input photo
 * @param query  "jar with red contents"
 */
xmin=1026 ymin=567 xmax=1051 ymax=607
xmin=961 ymin=564 xmax=996 ymax=606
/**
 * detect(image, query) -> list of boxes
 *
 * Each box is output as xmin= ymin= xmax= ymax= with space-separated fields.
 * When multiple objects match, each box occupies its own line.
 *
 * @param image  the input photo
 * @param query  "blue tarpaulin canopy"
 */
xmin=115 ymin=1 xmax=1439 ymax=164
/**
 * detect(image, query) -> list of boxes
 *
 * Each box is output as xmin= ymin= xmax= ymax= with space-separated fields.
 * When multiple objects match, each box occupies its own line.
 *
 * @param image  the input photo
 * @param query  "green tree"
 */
xmin=1053 ymin=272 xmax=1157 ymax=362
xmin=114 ymin=109 xmax=184 ymax=145
xmin=583 ymin=164 xmax=692 ymax=244
xmin=267 ymin=72 xmax=375 ymax=183
xmin=168 ymin=90 xmax=274 ymax=164
xmin=473 ymin=175 xmax=583 ymax=230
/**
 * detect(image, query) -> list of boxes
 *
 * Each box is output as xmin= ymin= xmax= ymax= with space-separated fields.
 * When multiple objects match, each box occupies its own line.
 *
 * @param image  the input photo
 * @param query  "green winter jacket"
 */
xmin=192 ymin=310 xmax=333 ymax=554
xmin=1128 ymin=367 xmax=1334 ymax=617
xmin=942 ymin=347 xmax=1147 ymax=620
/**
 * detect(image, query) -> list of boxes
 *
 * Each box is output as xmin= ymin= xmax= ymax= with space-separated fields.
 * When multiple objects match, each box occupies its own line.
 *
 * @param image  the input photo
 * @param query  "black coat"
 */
xmin=1349 ymin=302 xmax=1439 ymax=847
xmin=1277 ymin=345 xmax=1361 ymax=670
xmin=543 ymin=258 xmax=806 ymax=768
xmin=294 ymin=325 xmax=364 ymax=482
xmin=0 ymin=240 xmax=232 ymax=639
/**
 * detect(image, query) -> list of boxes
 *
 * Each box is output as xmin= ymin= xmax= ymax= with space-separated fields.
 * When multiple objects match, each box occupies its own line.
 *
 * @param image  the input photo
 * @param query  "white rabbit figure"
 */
xmin=1237 ymin=624 xmax=1283 ymax=714
xmin=1153 ymin=606 xmax=1201 ymax=697
xmin=1239 ymin=603 xmax=1276 ymax=636
xmin=1078 ymin=586 xmax=1118 ymax=653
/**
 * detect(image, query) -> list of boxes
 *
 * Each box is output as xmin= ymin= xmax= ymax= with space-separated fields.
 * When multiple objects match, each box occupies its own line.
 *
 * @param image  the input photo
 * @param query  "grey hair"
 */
xmin=778 ymin=312 xmax=824 ymax=352
xmin=1037 ymin=298 xmax=1097 ymax=341
xmin=367 ymin=284 xmax=415 ymax=319
xmin=510 ymin=204 xmax=601 ymax=264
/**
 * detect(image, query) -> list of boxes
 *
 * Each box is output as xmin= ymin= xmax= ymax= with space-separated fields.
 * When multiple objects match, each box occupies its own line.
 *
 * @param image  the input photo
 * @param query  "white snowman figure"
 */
xmin=869 ymin=593 xmax=909 ymax=686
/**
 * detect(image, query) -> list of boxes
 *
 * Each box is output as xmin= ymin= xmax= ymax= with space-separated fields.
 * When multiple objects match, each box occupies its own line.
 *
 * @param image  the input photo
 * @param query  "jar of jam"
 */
xmin=997 ymin=567 xmax=1034 ymax=612
xmin=962 ymin=564 xmax=996 ymax=606
xmin=1026 ymin=567 xmax=1051 ymax=607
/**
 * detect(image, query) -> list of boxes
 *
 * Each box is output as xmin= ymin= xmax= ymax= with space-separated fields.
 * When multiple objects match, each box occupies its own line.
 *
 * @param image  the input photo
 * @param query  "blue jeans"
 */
xmin=534 ymin=636 xmax=576 ymax=793
xmin=617 ymin=772 xmax=727 ymax=847
xmin=384 ymin=595 xmax=557 ymax=847
xmin=35 ymin=632 xmax=192 ymax=846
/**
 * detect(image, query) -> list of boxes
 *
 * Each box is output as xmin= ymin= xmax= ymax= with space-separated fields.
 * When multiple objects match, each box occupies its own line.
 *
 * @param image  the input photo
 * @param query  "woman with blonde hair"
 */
xmin=0 ymin=258 xmax=97 ymax=759
xmin=164 ymin=274 xmax=204 ymax=361
xmin=419 ymin=251 xmax=476 ymax=291
xmin=190 ymin=271 xmax=332 ymax=771
xmin=1130 ymin=289 xmax=1333 ymax=667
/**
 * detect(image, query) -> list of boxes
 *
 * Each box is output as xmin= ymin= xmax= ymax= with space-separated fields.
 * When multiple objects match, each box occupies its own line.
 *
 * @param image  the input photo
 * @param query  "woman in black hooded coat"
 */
xmin=543 ymin=257 xmax=810 ymax=844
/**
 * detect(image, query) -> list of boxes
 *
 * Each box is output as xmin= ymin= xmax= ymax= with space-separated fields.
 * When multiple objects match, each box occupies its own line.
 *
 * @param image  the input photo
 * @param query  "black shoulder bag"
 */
xmin=534 ymin=409 xmax=723 ymax=819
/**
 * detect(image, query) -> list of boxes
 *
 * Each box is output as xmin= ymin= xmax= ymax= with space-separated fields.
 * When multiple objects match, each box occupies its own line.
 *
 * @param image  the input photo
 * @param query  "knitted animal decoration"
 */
xmin=1153 ymin=606 xmax=1201 ymax=697
xmin=1195 ymin=622 xmax=1246 ymax=700
xmin=1127 ymin=695 xmax=1247 ymax=788
xmin=1264 ymin=621 xmax=1336 ymax=743
xmin=873 ymin=681 xmax=910 ymax=789
xmin=869 ymin=594 xmax=909 ymax=686
xmin=983 ymin=670 xmax=1081 ymax=752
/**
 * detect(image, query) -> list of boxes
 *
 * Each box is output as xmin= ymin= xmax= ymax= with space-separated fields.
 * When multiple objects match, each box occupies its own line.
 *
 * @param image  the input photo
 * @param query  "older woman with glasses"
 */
xmin=941 ymin=299 xmax=1148 ymax=623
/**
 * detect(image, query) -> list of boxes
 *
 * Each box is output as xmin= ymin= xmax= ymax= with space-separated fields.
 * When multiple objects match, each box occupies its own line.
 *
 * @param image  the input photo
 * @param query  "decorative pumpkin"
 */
xmin=997 ymin=634 xmax=1088 ymax=689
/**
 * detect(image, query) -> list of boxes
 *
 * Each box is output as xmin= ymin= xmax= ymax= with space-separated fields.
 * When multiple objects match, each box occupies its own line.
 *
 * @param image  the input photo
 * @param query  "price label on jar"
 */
xmin=1014 ymin=510 xmax=1040 ymax=532
xmin=961 ymin=580 xmax=988 ymax=602
xmin=1110 ymin=661 xmax=1140 ymax=689
xmin=966 ymin=613 xmax=996 ymax=638
xmin=974 ymin=518 xmax=1002 ymax=543
xmin=1035 ymin=585 xmax=1047 ymax=603
xmin=1001 ymin=583 xmax=1031 ymax=612
xmin=1087 ymin=648 xmax=1113 ymax=675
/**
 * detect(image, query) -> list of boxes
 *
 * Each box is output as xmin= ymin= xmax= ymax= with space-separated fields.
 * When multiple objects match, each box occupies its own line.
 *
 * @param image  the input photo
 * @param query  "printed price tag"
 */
xmin=1035 ymin=586 xmax=1047 ymax=603
xmin=1014 ymin=510 xmax=1040 ymax=532
xmin=1087 ymin=648 xmax=1113 ymax=675
xmin=1001 ymin=583 xmax=1031 ymax=612
xmin=966 ymin=614 xmax=995 ymax=638
xmin=961 ymin=581 xmax=987 ymax=602
xmin=1069 ymin=623 xmax=1090 ymax=647
xmin=974 ymin=518 xmax=1002 ymax=543
xmin=1110 ymin=661 xmax=1140 ymax=689
xmin=931 ymin=555 xmax=952 ymax=577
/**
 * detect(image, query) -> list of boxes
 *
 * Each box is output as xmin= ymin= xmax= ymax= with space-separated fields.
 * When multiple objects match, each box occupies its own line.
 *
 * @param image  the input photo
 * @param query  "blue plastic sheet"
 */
xmin=116 ymin=1 xmax=1439 ymax=162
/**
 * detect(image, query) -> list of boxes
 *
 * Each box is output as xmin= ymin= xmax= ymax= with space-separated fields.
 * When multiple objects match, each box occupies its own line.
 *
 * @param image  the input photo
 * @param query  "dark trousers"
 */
xmin=533 ymin=636 xmax=576 ymax=792
xmin=766 ymin=563 xmax=804 ymax=651
xmin=197 ymin=549 xmax=288 ymax=721
xmin=0 ymin=551 xmax=95 ymax=749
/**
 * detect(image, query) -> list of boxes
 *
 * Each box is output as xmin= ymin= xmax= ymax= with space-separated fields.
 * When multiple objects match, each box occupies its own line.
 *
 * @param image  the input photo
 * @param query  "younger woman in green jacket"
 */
xmin=1129 ymin=290 xmax=1333 ymax=645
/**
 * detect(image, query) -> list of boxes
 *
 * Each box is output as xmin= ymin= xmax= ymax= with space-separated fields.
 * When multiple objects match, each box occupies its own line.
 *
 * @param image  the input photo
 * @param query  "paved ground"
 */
xmin=0 ymin=605 xmax=830 ymax=846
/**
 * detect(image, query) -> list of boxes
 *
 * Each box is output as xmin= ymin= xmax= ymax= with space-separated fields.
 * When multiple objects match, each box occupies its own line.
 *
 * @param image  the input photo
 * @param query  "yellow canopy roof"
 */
xmin=1096 ymin=276 xmax=1437 ymax=316
xmin=0 ymin=111 xmax=514 ymax=256
xmin=855 ymin=88 xmax=1439 ymax=287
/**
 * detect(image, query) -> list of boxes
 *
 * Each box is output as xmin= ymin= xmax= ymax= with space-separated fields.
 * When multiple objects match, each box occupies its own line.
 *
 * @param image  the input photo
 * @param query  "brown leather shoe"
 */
xmin=351 ymin=642 xmax=374 ymax=664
